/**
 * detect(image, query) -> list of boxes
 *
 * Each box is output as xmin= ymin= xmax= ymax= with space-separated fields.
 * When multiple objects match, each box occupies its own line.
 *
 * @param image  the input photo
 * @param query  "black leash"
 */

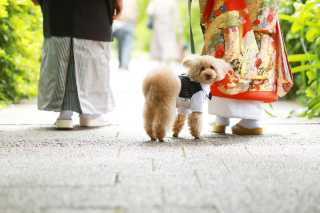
xmin=188 ymin=0 xmax=195 ymax=54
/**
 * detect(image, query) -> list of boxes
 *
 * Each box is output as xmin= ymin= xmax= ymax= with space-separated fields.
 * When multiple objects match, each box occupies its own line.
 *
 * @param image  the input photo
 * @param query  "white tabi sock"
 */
xmin=214 ymin=116 xmax=230 ymax=126
xmin=57 ymin=110 xmax=73 ymax=120
xmin=232 ymin=119 xmax=261 ymax=130
xmin=79 ymin=114 xmax=109 ymax=122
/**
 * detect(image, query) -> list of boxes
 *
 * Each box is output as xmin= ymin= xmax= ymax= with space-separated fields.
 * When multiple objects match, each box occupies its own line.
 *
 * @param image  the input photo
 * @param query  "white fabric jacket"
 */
xmin=176 ymin=76 xmax=211 ymax=116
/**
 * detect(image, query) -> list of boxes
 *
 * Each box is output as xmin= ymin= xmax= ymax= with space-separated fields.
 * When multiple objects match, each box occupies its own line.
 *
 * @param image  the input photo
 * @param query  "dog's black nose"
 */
xmin=206 ymin=74 xmax=212 ymax=78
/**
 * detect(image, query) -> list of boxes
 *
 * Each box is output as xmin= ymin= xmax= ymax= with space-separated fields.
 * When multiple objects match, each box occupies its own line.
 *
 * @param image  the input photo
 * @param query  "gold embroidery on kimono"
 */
xmin=198 ymin=0 xmax=292 ymax=99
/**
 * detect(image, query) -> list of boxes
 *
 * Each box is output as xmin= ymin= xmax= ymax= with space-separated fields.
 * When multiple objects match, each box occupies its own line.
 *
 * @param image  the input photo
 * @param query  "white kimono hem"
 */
xmin=208 ymin=96 xmax=263 ymax=120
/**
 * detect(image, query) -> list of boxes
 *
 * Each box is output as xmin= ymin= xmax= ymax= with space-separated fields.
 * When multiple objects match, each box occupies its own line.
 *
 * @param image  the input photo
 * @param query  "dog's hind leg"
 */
xmin=188 ymin=112 xmax=203 ymax=139
xmin=154 ymin=106 xmax=176 ymax=142
xmin=172 ymin=114 xmax=186 ymax=137
xmin=143 ymin=104 xmax=156 ymax=140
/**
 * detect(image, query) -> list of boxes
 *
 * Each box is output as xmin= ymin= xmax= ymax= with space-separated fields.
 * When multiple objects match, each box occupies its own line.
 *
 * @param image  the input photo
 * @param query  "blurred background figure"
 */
xmin=113 ymin=0 xmax=139 ymax=71
xmin=146 ymin=0 xmax=183 ymax=64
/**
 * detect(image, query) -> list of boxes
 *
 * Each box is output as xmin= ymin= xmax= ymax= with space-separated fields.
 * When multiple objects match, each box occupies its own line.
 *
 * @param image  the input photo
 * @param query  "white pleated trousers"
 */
xmin=38 ymin=37 xmax=115 ymax=114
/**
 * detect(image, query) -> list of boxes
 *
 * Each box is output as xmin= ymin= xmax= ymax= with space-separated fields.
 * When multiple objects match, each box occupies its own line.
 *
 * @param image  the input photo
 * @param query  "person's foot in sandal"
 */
xmin=231 ymin=119 xmax=263 ymax=135
xmin=55 ymin=110 xmax=73 ymax=129
xmin=79 ymin=114 xmax=112 ymax=127
xmin=211 ymin=116 xmax=230 ymax=133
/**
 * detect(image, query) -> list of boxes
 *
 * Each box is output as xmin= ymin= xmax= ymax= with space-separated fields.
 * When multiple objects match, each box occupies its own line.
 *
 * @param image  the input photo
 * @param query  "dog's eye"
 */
xmin=201 ymin=67 xmax=205 ymax=71
xmin=210 ymin=66 xmax=214 ymax=69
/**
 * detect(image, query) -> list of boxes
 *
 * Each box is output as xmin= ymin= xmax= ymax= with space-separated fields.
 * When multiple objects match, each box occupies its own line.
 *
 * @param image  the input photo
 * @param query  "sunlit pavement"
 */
xmin=0 ymin=58 xmax=320 ymax=213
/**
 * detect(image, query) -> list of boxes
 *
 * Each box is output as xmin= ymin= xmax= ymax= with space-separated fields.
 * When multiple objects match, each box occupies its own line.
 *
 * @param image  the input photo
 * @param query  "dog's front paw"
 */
xmin=173 ymin=134 xmax=178 ymax=137
xmin=194 ymin=135 xmax=202 ymax=139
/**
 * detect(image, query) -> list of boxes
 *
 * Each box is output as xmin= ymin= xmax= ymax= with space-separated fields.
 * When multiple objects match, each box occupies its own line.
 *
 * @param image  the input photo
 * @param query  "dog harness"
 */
xmin=176 ymin=74 xmax=211 ymax=116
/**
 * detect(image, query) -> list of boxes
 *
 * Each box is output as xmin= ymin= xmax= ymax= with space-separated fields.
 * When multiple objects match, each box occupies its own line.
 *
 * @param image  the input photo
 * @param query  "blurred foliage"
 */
xmin=280 ymin=0 xmax=320 ymax=118
xmin=178 ymin=0 xmax=203 ymax=54
xmin=279 ymin=0 xmax=320 ymax=103
xmin=0 ymin=0 xmax=42 ymax=109
xmin=132 ymin=0 xmax=152 ymax=55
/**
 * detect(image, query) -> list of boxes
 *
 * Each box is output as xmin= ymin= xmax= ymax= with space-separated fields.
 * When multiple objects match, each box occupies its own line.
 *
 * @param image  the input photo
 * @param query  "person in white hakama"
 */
xmin=32 ymin=0 xmax=123 ymax=129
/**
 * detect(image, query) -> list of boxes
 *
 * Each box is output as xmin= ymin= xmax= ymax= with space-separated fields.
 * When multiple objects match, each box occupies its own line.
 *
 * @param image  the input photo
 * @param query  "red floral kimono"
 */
xmin=199 ymin=0 xmax=293 ymax=103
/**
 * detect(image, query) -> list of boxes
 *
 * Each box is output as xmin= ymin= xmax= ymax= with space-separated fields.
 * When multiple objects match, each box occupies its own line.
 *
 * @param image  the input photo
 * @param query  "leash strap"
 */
xmin=188 ymin=0 xmax=195 ymax=54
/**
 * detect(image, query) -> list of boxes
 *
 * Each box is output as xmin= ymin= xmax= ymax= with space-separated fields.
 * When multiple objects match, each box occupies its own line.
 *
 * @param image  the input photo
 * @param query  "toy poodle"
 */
xmin=142 ymin=55 xmax=230 ymax=141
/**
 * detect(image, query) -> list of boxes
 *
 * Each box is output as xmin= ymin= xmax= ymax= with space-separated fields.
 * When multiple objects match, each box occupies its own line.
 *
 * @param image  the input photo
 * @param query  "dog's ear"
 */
xmin=182 ymin=54 xmax=201 ymax=68
xmin=214 ymin=58 xmax=231 ymax=81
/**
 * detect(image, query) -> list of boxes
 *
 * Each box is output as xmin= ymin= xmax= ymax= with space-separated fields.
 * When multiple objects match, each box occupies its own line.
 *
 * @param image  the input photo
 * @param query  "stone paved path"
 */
xmin=0 ymin=59 xmax=320 ymax=213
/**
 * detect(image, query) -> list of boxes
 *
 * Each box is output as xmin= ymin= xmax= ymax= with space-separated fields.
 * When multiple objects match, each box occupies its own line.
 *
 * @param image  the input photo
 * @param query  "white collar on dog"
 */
xmin=200 ymin=83 xmax=210 ymax=96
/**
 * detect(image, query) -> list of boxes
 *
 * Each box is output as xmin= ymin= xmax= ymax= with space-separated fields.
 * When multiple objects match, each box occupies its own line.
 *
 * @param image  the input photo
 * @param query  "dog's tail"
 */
xmin=142 ymin=65 xmax=181 ymax=106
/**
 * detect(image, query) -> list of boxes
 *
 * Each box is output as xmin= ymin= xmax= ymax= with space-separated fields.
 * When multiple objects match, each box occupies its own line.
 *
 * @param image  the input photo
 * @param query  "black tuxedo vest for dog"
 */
xmin=178 ymin=74 xmax=212 ymax=100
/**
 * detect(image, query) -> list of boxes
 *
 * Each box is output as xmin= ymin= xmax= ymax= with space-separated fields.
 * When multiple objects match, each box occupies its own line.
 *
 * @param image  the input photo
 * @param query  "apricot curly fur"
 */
xmin=188 ymin=112 xmax=203 ymax=139
xmin=142 ymin=66 xmax=181 ymax=142
xmin=173 ymin=114 xmax=187 ymax=137
xmin=142 ymin=55 xmax=230 ymax=141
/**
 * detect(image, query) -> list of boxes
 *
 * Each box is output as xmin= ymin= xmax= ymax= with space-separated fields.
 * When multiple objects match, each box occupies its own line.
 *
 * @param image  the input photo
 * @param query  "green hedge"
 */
xmin=279 ymin=0 xmax=320 ymax=103
xmin=0 ymin=0 xmax=42 ymax=109
xmin=280 ymin=0 xmax=320 ymax=118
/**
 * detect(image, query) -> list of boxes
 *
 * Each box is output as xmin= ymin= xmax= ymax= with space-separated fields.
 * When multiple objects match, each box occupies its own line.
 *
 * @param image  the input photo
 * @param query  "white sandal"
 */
xmin=56 ymin=120 xmax=73 ymax=129
xmin=79 ymin=115 xmax=112 ymax=127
